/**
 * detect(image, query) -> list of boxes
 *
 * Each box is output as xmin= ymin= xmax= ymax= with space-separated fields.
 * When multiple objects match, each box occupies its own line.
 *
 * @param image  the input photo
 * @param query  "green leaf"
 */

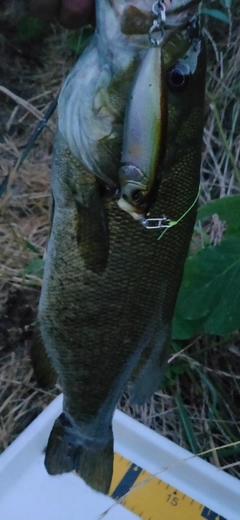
xmin=197 ymin=195 xmax=240 ymax=229
xmin=175 ymin=394 xmax=198 ymax=454
xmin=23 ymin=258 xmax=44 ymax=275
xmin=201 ymin=7 xmax=229 ymax=23
xmin=172 ymin=313 xmax=204 ymax=340
xmin=25 ymin=240 xmax=41 ymax=254
xmin=174 ymin=235 xmax=240 ymax=335
xmin=170 ymin=363 xmax=187 ymax=375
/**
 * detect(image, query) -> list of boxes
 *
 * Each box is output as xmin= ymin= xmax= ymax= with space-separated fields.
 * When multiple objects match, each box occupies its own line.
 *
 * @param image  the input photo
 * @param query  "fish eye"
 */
xmin=167 ymin=61 xmax=190 ymax=92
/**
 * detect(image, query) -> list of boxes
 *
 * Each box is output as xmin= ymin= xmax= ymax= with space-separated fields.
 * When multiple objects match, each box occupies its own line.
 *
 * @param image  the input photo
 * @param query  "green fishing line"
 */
xmin=157 ymin=185 xmax=201 ymax=241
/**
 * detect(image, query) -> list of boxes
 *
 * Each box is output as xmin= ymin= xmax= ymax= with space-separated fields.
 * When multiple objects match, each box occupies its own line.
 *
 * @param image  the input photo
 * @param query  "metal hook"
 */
xmin=149 ymin=1 xmax=166 ymax=47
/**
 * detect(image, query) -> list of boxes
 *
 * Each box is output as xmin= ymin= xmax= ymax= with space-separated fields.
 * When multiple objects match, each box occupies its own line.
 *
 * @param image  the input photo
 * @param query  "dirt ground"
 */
xmin=0 ymin=7 xmax=240 ymax=479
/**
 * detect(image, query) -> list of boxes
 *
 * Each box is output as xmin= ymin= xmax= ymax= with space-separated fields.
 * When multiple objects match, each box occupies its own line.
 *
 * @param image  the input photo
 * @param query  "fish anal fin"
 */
xmin=30 ymin=330 xmax=57 ymax=388
xmin=130 ymin=326 xmax=171 ymax=405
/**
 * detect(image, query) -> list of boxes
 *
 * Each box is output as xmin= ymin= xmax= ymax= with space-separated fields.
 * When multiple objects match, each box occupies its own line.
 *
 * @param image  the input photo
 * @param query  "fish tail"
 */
xmin=76 ymin=434 xmax=114 ymax=495
xmin=45 ymin=415 xmax=114 ymax=494
xmin=30 ymin=330 xmax=57 ymax=388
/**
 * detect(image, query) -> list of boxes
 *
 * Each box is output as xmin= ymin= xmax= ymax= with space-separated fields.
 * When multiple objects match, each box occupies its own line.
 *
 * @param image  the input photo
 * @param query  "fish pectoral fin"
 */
xmin=45 ymin=415 xmax=114 ymax=495
xmin=30 ymin=329 xmax=57 ymax=388
xmin=130 ymin=326 xmax=171 ymax=405
xmin=74 ymin=186 xmax=109 ymax=275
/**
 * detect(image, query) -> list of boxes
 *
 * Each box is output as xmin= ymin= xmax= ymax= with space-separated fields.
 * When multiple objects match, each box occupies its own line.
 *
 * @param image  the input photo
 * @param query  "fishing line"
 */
xmin=99 ymin=439 xmax=240 ymax=519
xmin=141 ymin=186 xmax=200 ymax=238
xmin=157 ymin=185 xmax=201 ymax=240
xmin=0 ymin=96 xmax=58 ymax=199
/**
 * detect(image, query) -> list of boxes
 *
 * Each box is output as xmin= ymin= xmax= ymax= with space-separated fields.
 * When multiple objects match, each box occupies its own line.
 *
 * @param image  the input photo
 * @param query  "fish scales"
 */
xmin=37 ymin=0 xmax=206 ymax=495
xmin=41 ymin=134 xmax=170 ymax=415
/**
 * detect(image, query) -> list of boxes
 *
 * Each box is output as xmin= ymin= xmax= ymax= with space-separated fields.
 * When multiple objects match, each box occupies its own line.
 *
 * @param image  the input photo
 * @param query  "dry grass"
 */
xmin=0 ymin=6 xmax=240 ymax=482
xmin=0 ymin=20 xmax=71 ymax=451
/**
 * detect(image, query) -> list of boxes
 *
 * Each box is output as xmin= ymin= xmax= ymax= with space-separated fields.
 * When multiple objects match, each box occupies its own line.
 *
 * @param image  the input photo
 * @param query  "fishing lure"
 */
xmin=118 ymin=1 xmax=168 ymax=220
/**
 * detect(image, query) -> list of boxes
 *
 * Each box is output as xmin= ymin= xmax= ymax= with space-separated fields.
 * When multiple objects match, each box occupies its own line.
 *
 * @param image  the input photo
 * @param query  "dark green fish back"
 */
xmin=41 ymin=130 xmax=173 ymax=417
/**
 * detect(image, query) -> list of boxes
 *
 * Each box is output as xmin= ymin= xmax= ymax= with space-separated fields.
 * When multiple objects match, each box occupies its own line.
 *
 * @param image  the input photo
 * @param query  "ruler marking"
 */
xmin=110 ymin=453 xmax=229 ymax=520
xmin=201 ymin=506 xmax=228 ymax=520
xmin=111 ymin=462 xmax=142 ymax=499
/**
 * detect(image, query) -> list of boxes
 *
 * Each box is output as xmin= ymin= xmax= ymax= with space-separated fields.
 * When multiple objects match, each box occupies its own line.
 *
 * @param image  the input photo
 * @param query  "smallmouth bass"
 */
xmin=38 ymin=0 xmax=206 ymax=495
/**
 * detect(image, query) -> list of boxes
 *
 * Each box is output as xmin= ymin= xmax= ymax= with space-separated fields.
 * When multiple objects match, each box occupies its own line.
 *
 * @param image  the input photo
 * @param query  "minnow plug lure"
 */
xmin=118 ymin=1 xmax=168 ymax=220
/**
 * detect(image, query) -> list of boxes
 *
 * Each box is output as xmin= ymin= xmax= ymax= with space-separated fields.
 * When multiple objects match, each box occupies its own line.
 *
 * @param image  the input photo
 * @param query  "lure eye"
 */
xmin=167 ymin=61 xmax=190 ymax=92
xmin=132 ymin=190 xmax=145 ymax=205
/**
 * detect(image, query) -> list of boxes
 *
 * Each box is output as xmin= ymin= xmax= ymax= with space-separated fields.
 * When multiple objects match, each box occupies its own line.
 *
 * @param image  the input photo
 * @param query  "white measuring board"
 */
xmin=0 ymin=394 xmax=239 ymax=520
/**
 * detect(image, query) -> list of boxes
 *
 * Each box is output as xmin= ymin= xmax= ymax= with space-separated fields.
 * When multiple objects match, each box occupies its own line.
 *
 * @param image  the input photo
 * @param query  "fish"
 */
xmin=37 ymin=0 xmax=206 ymax=495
